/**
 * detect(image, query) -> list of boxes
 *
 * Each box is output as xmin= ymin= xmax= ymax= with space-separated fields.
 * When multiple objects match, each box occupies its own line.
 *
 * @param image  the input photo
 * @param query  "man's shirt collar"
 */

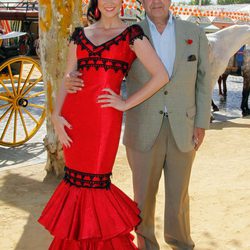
xmin=146 ymin=12 xmax=174 ymax=32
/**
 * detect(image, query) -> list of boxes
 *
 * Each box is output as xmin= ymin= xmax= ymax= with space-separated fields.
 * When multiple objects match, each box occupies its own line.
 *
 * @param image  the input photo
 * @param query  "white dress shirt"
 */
xmin=147 ymin=13 xmax=176 ymax=78
xmin=147 ymin=13 xmax=176 ymax=112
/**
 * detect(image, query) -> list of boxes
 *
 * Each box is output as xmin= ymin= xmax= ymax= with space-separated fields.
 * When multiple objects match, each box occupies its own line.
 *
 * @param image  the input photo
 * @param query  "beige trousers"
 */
xmin=126 ymin=117 xmax=196 ymax=250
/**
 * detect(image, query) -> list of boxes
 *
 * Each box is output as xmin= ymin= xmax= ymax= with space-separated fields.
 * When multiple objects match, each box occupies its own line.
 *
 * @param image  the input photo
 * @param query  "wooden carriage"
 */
xmin=0 ymin=1 xmax=45 ymax=147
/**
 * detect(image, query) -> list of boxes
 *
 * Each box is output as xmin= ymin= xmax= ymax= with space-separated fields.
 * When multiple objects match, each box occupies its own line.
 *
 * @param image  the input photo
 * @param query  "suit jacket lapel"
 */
xmin=140 ymin=18 xmax=186 ymax=79
xmin=172 ymin=19 xmax=186 ymax=78
xmin=139 ymin=19 xmax=155 ymax=49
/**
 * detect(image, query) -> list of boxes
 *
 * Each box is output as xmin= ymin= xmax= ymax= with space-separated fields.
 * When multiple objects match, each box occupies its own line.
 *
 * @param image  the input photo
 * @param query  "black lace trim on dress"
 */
xmin=69 ymin=26 xmax=128 ymax=56
xmin=128 ymin=24 xmax=148 ymax=45
xmin=69 ymin=27 xmax=97 ymax=56
xmin=83 ymin=29 xmax=128 ymax=50
xmin=69 ymin=25 xmax=148 ymax=56
xmin=64 ymin=167 xmax=112 ymax=189
xmin=69 ymin=27 xmax=83 ymax=44
xmin=78 ymin=57 xmax=129 ymax=74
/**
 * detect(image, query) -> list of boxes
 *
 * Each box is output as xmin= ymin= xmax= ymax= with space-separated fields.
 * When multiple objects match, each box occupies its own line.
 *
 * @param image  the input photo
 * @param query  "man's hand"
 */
xmin=64 ymin=71 xmax=84 ymax=93
xmin=193 ymin=127 xmax=205 ymax=151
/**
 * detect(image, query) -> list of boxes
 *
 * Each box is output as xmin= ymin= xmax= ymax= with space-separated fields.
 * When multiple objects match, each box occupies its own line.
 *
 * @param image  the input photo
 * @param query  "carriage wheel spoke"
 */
xmin=20 ymin=64 xmax=35 ymax=94
xmin=0 ymin=95 xmax=12 ymax=102
xmin=0 ymin=103 xmax=11 ymax=109
xmin=0 ymin=105 xmax=13 ymax=122
xmin=18 ymin=108 xmax=29 ymax=139
xmin=22 ymin=77 xmax=43 ymax=96
xmin=17 ymin=61 xmax=24 ymax=94
xmin=28 ymin=103 xmax=46 ymax=110
xmin=7 ymin=65 xmax=17 ymax=96
xmin=0 ymin=79 xmax=14 ymax=98
xmin=13 ymin=108 xmax=18 ymax=143
xmin=26 ymin=91 xmax=45 ymax=100
xmin=22 ymin=107 xmax=39 ymax=125
xmin=0 ymin=108 xmax=14 ymax=141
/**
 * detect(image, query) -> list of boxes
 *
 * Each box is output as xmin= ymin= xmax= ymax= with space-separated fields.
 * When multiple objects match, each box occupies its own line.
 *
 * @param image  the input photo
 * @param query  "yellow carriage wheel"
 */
xmin=0 ymin=56 xmax=45 ymax=147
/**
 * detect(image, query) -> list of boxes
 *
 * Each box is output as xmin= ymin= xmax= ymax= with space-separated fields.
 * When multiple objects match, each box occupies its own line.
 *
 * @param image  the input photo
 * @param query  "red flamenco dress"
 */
xmin=38 ymin=24 xmax=147 ymax=249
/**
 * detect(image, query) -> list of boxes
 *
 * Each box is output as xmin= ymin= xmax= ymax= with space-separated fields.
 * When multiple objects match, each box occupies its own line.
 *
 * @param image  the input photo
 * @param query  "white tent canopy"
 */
xmin=203 ymin=24 xmax=220 ymax=33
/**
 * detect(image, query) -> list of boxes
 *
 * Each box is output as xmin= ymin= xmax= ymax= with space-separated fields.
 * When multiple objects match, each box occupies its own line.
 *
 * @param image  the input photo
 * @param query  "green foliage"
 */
xmin=188 ymin=0 xmax=212 ymax=5
xmin=217 ymin=0 xmax=250 ymax=4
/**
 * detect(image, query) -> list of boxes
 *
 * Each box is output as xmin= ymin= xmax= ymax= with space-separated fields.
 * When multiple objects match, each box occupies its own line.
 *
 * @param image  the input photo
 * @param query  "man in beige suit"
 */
xmin=65 ymin=0 xmax=211 ymax=249
xmin=123 ymin=0 xmax=211 ymax=249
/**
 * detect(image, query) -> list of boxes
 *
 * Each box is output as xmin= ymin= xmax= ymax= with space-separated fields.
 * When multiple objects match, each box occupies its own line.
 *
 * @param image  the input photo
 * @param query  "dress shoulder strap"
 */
xmin=128 ymin=24 xmax=148 ymax=45
xmin=69 ymin=27 xmax=83 ymax=44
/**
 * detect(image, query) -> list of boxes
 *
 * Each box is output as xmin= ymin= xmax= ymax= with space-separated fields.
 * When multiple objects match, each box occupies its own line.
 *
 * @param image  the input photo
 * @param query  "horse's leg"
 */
xmin=211 ymin=99 xmax=219 ymax=112
xmin=218 ymin=75 xmax=223 ymax=95
xmin=240 ymin=77 xmax=250 ymax=116
xmin=222 ymin=74 xmax=228 ymax=96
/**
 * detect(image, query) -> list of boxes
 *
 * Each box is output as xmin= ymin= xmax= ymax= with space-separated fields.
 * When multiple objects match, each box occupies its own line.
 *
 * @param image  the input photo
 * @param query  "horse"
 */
xmin=207 ymin=25 xmax=250 ymax=116
xmin=216 ymin=46 xmax=250 ymax=116
xmin=217 ymin=54 xmax=240 ymax=97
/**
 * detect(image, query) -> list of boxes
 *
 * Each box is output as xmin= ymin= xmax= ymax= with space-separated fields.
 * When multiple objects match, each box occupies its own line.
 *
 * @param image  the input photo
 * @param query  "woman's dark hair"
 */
xmin=87 ymin=0 xmax=101 ymax=24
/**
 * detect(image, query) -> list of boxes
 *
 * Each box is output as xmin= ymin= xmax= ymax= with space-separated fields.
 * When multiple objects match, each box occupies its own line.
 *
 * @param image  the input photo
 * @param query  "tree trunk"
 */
xmin=39 ymin=0 xmax=82 ymax=176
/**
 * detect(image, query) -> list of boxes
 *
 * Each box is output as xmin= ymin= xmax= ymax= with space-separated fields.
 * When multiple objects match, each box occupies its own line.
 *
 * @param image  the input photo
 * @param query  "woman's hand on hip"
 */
xmin=52 ymin=113 xmax=73 ymax=148
xmin=97 ymin=88 xmax=127 ymax=111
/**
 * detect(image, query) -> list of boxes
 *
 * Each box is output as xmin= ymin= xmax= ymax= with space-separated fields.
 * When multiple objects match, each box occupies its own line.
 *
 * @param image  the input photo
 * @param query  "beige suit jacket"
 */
xmin=123 ymin=18 xmax=212 ymax=152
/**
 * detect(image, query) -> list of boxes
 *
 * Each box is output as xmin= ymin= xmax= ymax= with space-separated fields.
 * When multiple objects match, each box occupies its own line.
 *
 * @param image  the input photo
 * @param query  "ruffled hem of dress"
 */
xmin=49 ymin=234 xmax=138 ymax=250
xmin=38 ymin=180 xmax=140 ymax=241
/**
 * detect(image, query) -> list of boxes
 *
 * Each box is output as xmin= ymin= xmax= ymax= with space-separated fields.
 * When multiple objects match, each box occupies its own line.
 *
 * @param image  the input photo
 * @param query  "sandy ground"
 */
xmin=0 ymin=117 xmax=250 ymax=250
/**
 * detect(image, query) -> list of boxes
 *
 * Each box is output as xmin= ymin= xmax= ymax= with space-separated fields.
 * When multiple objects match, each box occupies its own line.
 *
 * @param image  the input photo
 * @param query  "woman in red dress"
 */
xmin=38 ymin=0 xmax=169 ymax=249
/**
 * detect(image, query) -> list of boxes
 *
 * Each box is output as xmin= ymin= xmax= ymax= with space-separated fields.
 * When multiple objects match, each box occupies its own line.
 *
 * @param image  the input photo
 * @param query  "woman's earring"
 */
xmin=95 ymin=7 xmax=100 ymax=19
xmin=120 ymin=4 xmax=124 ymax=16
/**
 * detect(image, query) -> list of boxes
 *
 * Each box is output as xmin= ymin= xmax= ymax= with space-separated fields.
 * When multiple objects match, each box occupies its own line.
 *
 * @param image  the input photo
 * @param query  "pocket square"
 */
xmin=187 ymin=55 xmax=196 ymax=61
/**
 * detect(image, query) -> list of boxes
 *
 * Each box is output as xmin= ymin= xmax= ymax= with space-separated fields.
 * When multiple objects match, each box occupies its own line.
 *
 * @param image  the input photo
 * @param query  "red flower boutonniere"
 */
xmin=186 ymin=39 xmax=193 ymax=45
